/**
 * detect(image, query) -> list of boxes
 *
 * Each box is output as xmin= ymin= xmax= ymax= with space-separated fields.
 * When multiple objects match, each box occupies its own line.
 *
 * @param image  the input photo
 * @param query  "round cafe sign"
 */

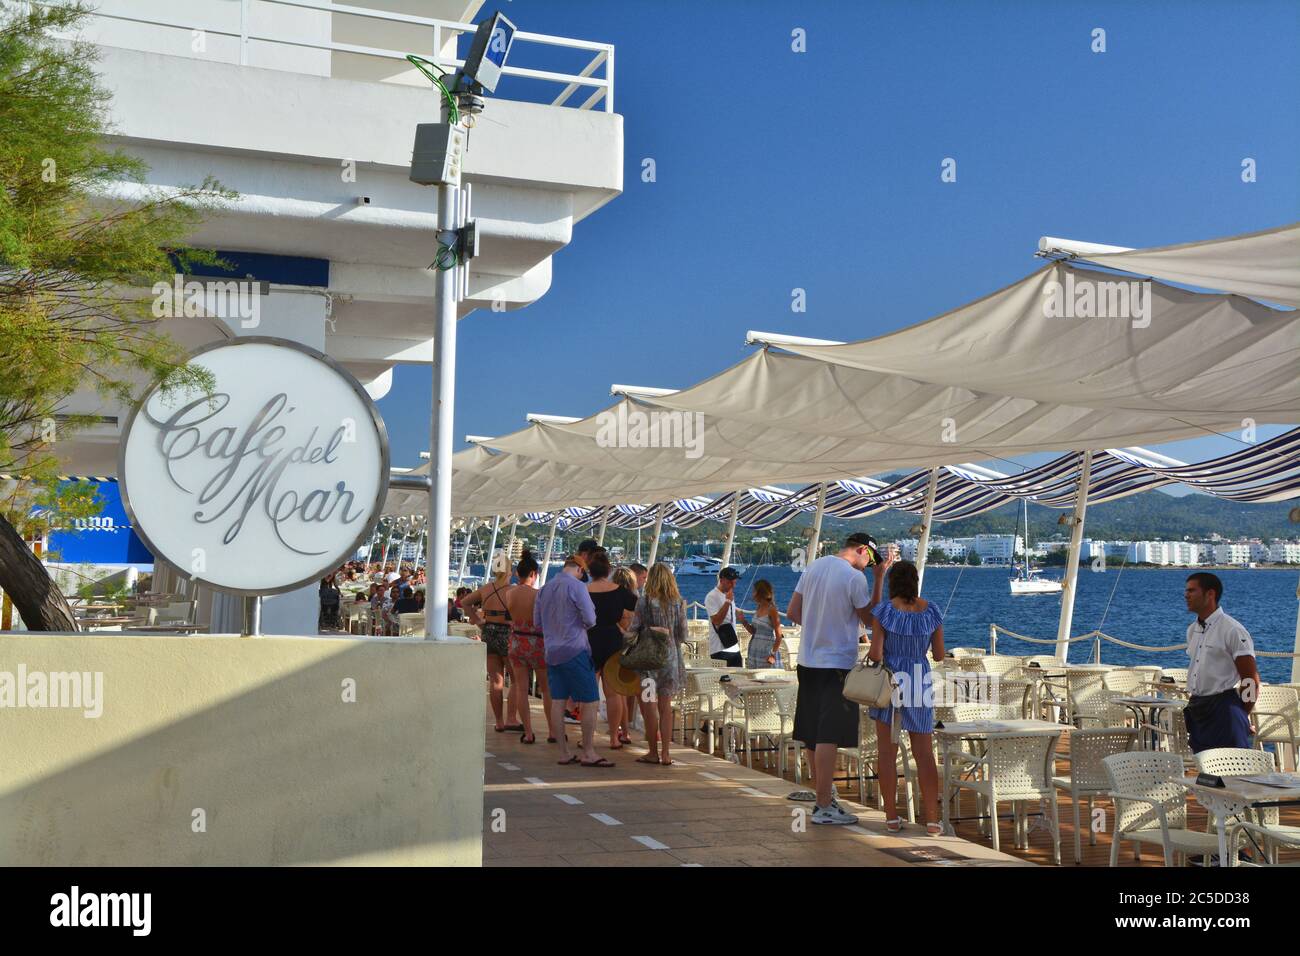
xmin=119 ymin=337 xmax=390 ymax=595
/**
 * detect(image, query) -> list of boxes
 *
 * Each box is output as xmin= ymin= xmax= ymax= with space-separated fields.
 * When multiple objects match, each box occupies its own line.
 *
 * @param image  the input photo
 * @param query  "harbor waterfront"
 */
xmin=468 ymin=563 xmax=1299 ymax=681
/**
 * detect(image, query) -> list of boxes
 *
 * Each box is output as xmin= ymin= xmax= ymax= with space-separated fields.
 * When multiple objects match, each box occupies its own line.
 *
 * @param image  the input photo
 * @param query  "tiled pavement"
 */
xmin=482 ymin=700 xmax=1032 ymax=867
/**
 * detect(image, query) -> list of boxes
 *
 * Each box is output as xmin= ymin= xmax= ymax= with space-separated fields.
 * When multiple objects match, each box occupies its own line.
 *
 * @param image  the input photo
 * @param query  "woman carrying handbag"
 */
xmin=866 ymin=560 xmax=945 ymax=835
xmin=625 ymin=563 xmax=688 ymax=766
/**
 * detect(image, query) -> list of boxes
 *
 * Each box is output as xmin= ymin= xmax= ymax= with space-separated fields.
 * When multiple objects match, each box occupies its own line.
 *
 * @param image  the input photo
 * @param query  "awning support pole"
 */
xmin=1291 ymin=572 xmax=1300 ymax=683
xmin=720 ymin=493 xmax=742 ymax=567
xmin=806 ymin=483 xmax=828 ymax=566
xmin=504 ymin=517 xmax=519 ymax=574
xmin=647 ymin=504 xmax=666 ymax=565
xmin=484 ymin=515 xmax=501 ymax=581
xmin=540 ymin=514 xmax=560 ymax=585
xmin=455 ymin=519 xmax=475 ymax=587
xmin=915 ymin=467 xmax=940 ymax=593
xmin=1055 ymin=450 xmax=1093 ymax=663
xmin=596 ymin=506 xmax=609 ymax=547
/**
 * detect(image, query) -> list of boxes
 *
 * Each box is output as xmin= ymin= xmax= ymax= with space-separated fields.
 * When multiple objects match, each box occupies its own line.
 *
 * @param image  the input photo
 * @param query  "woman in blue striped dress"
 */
xmin=867 ymin=560 xmax=945 ymax=834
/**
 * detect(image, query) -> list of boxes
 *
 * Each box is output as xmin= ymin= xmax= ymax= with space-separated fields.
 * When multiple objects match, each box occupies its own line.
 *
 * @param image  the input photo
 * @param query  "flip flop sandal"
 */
xmin=926 ymin=822 xmax=945 ymax=836
xmin=580 ymin=757 xmax=615 ymax=768
xmin=786 ymin=790 xmax=817 ymax=802
xmin=556 ymin=755 xmax=580 ymax=765
xmin=520 ymin=734 xmax=536 ymax=744
xmin=635 ymin=754 xmax=660 ymax=764
xmin=660 ymin=759 xmax=675 ymax=766
xmin=502 ymin=724 xmax=525 ymax=732
xmin=885 ymin=818 xmax=903 ymax=833
xmin=618 ymin=734 xmax=632 ymax=745
xmin=493 ymin=726 xmax=508 ymax=733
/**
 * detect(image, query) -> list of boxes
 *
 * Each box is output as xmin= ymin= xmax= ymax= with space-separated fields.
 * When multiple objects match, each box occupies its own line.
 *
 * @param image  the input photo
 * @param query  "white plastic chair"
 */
xmin=949 ymin=732 xmax=1063 ymax=863
xmin=722 ymin=687 xmax=789 ymax=770
xmin=1052 ymin=728 xmax=1138 ymax=863
xmin=1253 ymin=685 xmax=1299 ymax=771
xmin=1102 ymin=751 xmax=1219 ymax=866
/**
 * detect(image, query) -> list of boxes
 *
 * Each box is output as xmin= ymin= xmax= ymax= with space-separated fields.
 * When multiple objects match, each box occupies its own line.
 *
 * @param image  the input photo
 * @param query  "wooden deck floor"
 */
xmin=716 ymin=721 xmax=1300 ymax=867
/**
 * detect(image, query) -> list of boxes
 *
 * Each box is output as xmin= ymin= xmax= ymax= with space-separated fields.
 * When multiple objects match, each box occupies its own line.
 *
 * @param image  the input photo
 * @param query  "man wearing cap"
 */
xmin=704 ymin=567 xmax=746 ymax=667
xmin=787 ymin=532 xmax=895 ymax=825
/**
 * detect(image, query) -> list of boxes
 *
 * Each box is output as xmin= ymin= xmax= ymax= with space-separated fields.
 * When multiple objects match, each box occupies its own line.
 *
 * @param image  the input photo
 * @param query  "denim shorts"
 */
xmin=547 ymin=650 xmax=600 ymax=704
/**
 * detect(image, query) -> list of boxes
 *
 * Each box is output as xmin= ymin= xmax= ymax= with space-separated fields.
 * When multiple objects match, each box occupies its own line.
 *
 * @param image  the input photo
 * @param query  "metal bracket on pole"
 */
xmin=240 ymin=595 xmax=262 ymax=638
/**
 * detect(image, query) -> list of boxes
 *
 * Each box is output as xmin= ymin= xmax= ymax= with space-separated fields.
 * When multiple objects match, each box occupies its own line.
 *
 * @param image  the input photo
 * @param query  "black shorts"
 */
xmin=710 ymin=650 xmax=742 ymax=667
xmin=793 ymin=665 xmax=859 ymax=748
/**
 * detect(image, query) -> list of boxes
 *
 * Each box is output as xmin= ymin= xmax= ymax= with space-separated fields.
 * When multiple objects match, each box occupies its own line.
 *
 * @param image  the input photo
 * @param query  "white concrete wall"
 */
xmin=0 ymin=633 xmax=485 ymax=865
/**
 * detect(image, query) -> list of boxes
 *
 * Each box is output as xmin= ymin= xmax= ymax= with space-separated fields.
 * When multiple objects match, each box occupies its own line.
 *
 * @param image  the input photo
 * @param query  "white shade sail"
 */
xmin=1061 ymin=221 xmax=1300 ymax=309
xmin=437 ymin=258 xmax=1299 ymax=515
xmin=377 ymin=225 xmax=1300 ymax=519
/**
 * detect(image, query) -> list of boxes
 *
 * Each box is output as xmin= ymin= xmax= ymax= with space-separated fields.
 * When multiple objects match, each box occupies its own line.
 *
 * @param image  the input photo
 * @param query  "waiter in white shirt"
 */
xmin=1183 ymin=572 xmax=1260 ymax=753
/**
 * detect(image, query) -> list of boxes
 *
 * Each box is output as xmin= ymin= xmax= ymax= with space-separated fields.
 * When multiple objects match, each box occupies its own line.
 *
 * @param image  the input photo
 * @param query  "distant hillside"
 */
xmin=654 ymin=489 xmax=1298 ymax=547
xmin=806 ymin=492 xmax=1298 ymax=542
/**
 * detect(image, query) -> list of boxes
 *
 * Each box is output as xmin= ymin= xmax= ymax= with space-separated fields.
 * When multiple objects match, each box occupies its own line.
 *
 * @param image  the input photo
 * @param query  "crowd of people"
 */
xmin=318 ymin=561 xmax=428 ymax=634
xmin=324 ymin=529 xmax=1264 ymax=837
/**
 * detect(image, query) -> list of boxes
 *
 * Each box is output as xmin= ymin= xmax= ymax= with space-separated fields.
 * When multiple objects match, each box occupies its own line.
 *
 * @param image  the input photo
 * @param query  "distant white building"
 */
xmin=896 ymin=538 xmax=920 ymax=561
xmin=1248 ymin=541 xmax=1271 ymax=562
xmin=1128 ymin=541 xmax=1169 ymax=565
xmin=974 ymin=534 xmax=1021 ymax=566
xmin=1269 ymin=541 xmax=1300 ymax=564
xmin=1212 ymin=543 xmax=1251 ymax=565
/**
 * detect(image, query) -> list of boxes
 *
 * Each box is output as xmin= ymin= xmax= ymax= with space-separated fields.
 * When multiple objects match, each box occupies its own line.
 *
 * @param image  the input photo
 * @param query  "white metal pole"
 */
xmin=540 ymin=514 xmax=560 ymax=585
xmin=425 ymin=173 xmax=459 ymax=641
xmin=596 ymin=506 xmax=609 ymax=547
xmin=1055 ymin=450 xmax=1094 ymax=663
xmin=414 ymin=520 xmax=427 ymax=572
xmin=647 ymin=504 xmax=666 ymax=565
xmin=1291 ymin=572 xmax=1300 ymax=683
xmin=505 ymin=516 xmax=519 ymax=571
xmin=914 ymin=468 xmax=940 ymax=593
xmin=363 ymin=524 xmax=380 ymax=575
xmin=379 ymin=519 xmax=397 ymax=574
xmin=484 ymin=514 xmax=501 ymax=581
xmin=720 ymin=493 xmax=741 ymax=567
xmin=806 ymin=483 xmax=828 ymax=565
xmin=456 ymin=519 xmax=475 ymax=587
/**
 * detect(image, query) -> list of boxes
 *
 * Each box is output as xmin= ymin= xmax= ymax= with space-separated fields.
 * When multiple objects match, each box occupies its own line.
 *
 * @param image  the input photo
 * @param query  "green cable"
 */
xmin=405 ymin=54 xmax=460 ymax=125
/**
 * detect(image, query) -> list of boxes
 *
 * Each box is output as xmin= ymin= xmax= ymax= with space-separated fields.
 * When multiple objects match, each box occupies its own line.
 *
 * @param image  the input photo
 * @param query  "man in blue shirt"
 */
xmin=535 ymin=558 xmax=608 ymax=767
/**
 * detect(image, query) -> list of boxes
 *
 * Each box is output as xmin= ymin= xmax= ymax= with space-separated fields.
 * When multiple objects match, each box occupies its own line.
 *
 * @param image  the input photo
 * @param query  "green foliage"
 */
xmin=0 ymin=1 xmax=231 ymax=528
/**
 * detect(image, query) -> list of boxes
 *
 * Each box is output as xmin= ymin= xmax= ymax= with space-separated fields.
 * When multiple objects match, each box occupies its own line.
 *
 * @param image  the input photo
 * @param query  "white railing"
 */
xmin=77 ymin=0 xmax=614 ymax=112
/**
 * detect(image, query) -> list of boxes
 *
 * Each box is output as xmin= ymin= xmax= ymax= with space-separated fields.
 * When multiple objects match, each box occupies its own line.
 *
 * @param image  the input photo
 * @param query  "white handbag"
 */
xmin=841 ymin=655 xmax=896 ymax=708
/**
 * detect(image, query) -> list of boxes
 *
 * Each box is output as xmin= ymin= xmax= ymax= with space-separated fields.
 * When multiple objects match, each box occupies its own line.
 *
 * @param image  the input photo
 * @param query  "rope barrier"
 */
xmin=989 ymin=623 xmax=1299 ymax=659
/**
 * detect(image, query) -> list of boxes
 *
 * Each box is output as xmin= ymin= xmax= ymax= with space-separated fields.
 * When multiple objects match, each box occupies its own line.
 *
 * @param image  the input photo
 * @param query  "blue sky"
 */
xmin=377 ymin=0 xmax=1300 ymax=484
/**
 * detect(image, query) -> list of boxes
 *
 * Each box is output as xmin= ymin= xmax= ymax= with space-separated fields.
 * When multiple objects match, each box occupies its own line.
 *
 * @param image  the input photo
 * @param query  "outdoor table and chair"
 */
xmin=1179 ymin=772 xmax=1300 ymax=866
xmin=937 ymin=718 xmax=1066 ymax=860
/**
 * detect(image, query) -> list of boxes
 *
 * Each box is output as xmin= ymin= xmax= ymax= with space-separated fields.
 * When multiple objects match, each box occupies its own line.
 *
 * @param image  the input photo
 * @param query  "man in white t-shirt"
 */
xmin=704 ymin=567 xmax=746 ymax=666
xmin=787 ymin=532 xmax=895 ymax=824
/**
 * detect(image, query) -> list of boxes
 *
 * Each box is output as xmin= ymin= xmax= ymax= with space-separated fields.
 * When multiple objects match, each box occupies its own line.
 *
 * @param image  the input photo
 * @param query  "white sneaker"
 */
xmin=811 ymin=800 xmax=859 ymax=826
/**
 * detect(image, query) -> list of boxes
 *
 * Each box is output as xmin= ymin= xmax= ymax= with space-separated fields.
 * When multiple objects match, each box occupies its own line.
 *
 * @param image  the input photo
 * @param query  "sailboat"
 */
xmin=1009 ymin=497 xmax=1063 ymax=595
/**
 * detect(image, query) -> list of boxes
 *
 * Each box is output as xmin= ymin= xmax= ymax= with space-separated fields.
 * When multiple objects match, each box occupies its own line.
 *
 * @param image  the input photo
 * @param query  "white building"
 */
xmin=1269 ymin=541 xmax=1300 ymax=564
xmin=974 ymin=534 xmax=1021 ymax=566
xmin=1128 ymin=541 xmax=1169 ymax=565
xmin=50 ymin=1 xmax=623 ymax=635
xmin=1213 ymin=543 xmax=1252 ymax=565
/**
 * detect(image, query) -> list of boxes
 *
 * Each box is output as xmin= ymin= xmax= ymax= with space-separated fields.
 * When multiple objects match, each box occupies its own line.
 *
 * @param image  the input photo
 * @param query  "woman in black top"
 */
xmin=587 ymin=549 xmax=637 ymax=749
